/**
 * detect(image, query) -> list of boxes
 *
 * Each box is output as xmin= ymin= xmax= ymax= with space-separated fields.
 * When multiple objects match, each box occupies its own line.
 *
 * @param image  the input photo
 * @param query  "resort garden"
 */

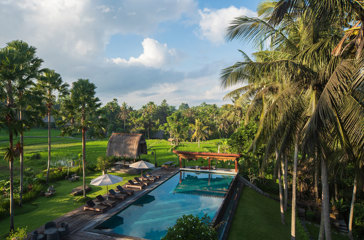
xmin=0 ymin=0 xmax=363 ymax=240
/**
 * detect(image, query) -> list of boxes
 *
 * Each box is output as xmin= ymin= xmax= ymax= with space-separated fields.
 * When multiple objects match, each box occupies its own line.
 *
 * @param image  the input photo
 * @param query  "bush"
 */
xmin=7 ymin=227 xmax=28 ymax=240
xmin=29 ymin=153 xmax=41 ymax=160
xmin=162 ymin=214 xmax=217 ymax=240
xmin=22 ymin=184 xmax=45 ymax=203
xmin=353 ymin=203 xmax=364 ymax=239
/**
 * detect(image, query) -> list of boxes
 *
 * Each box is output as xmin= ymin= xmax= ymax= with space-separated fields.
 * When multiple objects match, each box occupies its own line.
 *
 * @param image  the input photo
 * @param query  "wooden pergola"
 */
xmin=172 ymin=150 xmax=241 ymax=172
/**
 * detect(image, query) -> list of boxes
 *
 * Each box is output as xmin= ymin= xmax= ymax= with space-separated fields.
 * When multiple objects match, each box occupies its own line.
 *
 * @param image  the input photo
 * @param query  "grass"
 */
xmin=0 ymin=171 xmax=138 ymax=238
xmin=228 ymin=187 xmax=308 ymax=240
xmin=228 ymin=187 xmax=349 ymax=240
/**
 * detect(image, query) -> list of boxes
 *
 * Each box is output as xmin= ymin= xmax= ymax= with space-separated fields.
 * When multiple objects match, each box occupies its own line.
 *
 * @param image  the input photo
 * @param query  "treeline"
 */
xmin=96 ymin=99 xmax=244 ymax=142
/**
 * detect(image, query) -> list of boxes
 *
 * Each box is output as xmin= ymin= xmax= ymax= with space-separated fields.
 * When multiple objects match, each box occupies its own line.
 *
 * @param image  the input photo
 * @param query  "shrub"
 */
xmin=162 ymin=214 xmax=217 ymax=240
xmin=7 ymin=227 xmax=28 ymax=240
xmin=29 ymin=153 xmax=41 ymax=160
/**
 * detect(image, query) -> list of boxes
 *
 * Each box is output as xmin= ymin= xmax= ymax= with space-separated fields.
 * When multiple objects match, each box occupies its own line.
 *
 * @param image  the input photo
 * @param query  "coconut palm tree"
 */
xmin=119 ymin=102 xmax=132 ymax=131
xmin=190 ymin=119 xmax=209 ymax=148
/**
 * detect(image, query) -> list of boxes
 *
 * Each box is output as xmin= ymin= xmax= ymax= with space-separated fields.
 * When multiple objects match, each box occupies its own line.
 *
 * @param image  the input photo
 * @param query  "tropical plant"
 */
xmin=59 ymin=79 xmax=101 ymax=197
xmin=0 ymin=40 xmax=43 ymax=230
xmin=37 ymin=68 xmax=69 ymax=184
xmin=190 ymin=119 xmax=209 ymax=148
xmin=162 ymin=214 xmax=217 ymax=240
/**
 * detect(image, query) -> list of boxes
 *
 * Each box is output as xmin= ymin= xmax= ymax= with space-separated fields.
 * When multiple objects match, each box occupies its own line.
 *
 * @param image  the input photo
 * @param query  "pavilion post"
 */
xmin=235 ymin=159 xmax=238 ymax=173
xmin=179 ymin=157 xmax=182 ymax=168
xmin=208 ymin=157 xmax=211 ymax=170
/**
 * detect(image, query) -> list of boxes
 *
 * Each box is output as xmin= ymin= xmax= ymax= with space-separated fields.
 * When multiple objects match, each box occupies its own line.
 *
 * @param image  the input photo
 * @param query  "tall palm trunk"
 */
xmin=291 ymin=138 xmax=298 ymax=240
xmin=46 ymin=103 xmax=51 ymax=183
xmin=348 ymin=174 xmax=357 ymax=240
xmin=19 ymin=108 xmax=24 ymax=207
xmin=321 ymin=156 xmax=332 ymax=240
xmin=319 ymin=203 xmax=325 ymax=240
xmin=198 ymin=139 xmax=200 ymax=148
xmin=8 ymin=130 xmax=14 ymax=231
xmin=82 ymin=113 xmax=86 ymax=197
xmin=7 ymin=81 xmax=14 ymax=231
xmin=281 ymin=154 xmax=288 ymax=211
xmin=277 ymin=150 xmax=285 ymax=224
xmin=314 ymin=156 xmax=319 ymax=203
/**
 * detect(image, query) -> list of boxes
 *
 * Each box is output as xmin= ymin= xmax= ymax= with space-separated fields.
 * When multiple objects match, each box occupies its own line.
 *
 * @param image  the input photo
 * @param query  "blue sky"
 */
xmin=0 ymin=0 xmax=261 ymax=108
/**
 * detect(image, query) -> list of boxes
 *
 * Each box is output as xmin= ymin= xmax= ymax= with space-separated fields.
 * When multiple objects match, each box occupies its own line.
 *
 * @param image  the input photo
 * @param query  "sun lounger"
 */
xmin=126 ymin=180 xmax=144 ymax=190
xmin=146 ymin=173 xmax=161 ymax=179
xmin=116 ymin=185 xmax=134 ymax=195
xmin=95 ymin=195 xmax=116 ymax=207
xmin=142 ymin=173 xmax=158 ymax=181
xmin=134 ymin=177 xmax=149 ymax=186
xmin=108 ymin=189 xmax=127 ymax=200
xmin=83 ymin=200 xmax=107 ymax=212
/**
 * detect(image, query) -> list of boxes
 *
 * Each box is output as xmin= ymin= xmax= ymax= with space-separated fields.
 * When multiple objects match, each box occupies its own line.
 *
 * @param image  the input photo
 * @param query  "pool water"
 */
xmin=95 ymin=171 xmax=234 ymax=240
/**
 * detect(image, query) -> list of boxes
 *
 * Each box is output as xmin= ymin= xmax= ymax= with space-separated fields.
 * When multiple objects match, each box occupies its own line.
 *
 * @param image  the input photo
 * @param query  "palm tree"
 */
xmin=37 ymin=68 xmax=69 ymax=184
xmin=59 ymin=79 xmax=101 ymax=197
xmin=0 ymin=40 xmax=42 ymax=231
xmin=190 ymin=119 xmax=209 ymax=148
xmin=119 ymin=102 xmax=131 ymax=131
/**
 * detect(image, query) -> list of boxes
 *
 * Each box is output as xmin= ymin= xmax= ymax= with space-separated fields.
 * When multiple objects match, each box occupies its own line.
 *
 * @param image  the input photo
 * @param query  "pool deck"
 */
xmin=32 ymin=168 xmax=179 ymax=240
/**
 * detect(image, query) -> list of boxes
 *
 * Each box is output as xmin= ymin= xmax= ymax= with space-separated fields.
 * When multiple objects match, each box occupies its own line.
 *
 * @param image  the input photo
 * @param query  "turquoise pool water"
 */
xmin=95 ymin=171 xmax=234 ymax=240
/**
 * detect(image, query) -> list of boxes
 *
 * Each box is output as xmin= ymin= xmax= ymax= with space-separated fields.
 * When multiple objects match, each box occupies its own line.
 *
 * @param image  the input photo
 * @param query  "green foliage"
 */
xmin=6 ymin=227 xmax=28 ymax=240
xmin=162 ymin=214 xmax=217 ymax=240
xmin=29 ymin=153 xmax=41 ymax=160
xmin=96 ymin=156 xmax=112 ymax=172
xmin=353 ymin=203 xmax=364 ymax=238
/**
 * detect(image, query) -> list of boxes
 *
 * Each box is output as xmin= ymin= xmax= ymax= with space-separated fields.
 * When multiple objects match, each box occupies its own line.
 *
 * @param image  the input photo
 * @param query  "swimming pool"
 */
xmin=95 ymin=171 xmax=235 ymax=240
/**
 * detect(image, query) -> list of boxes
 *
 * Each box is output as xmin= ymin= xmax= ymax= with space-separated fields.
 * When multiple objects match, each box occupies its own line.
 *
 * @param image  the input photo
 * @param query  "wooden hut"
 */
xmin=106 ymin=133 xmax=147 ymax=159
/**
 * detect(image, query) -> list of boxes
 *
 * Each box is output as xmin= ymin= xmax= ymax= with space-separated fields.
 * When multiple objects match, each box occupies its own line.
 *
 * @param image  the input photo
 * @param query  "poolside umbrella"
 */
xmin=90 ymin=174 xmax=123 ymax=196
xmin=129 ymin=160 xmax=155 ymax=176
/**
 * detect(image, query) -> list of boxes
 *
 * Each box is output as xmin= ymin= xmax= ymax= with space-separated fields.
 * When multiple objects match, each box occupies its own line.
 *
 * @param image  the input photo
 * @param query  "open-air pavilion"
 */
xmin=172 ymin=150 xmax=241 ymax=172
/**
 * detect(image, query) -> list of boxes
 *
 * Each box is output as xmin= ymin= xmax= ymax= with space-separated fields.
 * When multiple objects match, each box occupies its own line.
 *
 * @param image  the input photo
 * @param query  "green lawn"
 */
xmin=228 ymin=187 xmax=349 ymax=240
xmin=0 ymin=171 xmax=139 ymax=238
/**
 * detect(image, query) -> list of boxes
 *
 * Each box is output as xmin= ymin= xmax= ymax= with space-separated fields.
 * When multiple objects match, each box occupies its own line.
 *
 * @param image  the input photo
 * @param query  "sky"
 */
xmin=0 ymin=0 xmax=261 ymax=108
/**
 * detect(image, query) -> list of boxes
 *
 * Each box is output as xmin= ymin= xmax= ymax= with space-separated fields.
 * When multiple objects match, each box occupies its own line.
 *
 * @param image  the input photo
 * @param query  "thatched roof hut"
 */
xmin=106 ymin=133 xmax=147 ymax=159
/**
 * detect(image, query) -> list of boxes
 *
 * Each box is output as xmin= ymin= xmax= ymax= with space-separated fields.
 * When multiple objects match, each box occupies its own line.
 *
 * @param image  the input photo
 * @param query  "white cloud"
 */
xmin=198 ymin=6 xmax=256 ymax=44
xmin=115 ymin=73 xmax=234 ymax=108
xmin=111 ymin=38 xmax=178 ymax=68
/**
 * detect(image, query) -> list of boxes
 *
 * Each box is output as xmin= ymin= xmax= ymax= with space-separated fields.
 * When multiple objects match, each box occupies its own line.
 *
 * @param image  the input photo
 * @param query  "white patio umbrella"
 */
xmin=90 ymin=174 xmax=123 ymax=196
xmin=129 ymin=160 xmax=155 ymax=176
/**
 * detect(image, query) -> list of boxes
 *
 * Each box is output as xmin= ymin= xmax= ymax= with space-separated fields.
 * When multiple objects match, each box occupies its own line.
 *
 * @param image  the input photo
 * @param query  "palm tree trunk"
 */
xmin=319 ymin=205 xmax=325 ymax=240
xmin=198 ymin=139 xmax=200 ymax=148
xmin=348 ymin=174 xmax=357 ymax=240
xmin=334 ymin=182 xmax=339 ymax=202
xmin=19 ymin=109 xmax=24 ymax=207
xmin=321 ymin=156 xmax=332 ymax=240
xmin=281 ymin=154 xmax=288 ymax=212
xmin=277 ymin=150 xmax=285 ymax=224
xmin=123 ymin=119 xmax=126 ymax=131
xmin=82 ymin=126 xmax=86 ymax=198
xmin=291 ymin=139 xmax=298 ymax=240
xmin=314 ymin=157 xmax=319 ymax=203
xmin=46 ymin=106 xmax=51 ymax=183
xmin=9 ymin=130 xmax=14 ymax=231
